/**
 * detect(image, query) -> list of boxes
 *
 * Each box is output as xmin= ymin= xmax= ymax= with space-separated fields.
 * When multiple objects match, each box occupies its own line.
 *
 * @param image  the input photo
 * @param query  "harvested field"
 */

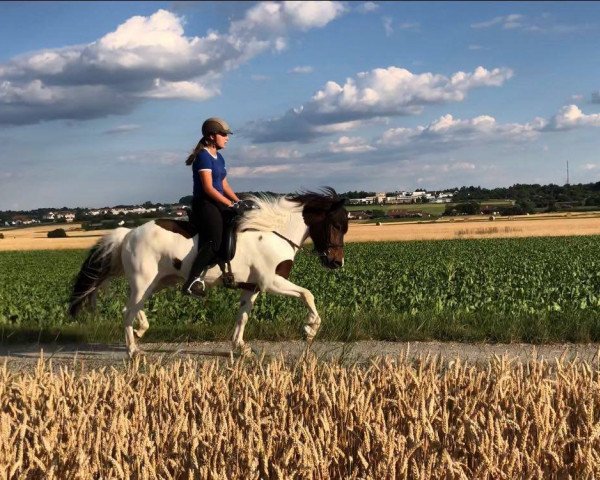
xmin=1 ymin=212 xmax=600 ymax=251
xmin=1 ymin=353 xmax=599 ymax=479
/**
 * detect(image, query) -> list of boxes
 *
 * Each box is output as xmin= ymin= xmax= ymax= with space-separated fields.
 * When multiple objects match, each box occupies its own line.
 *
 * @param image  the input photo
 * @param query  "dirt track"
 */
xmin=2 ymin=340 xmax=600 ymax=372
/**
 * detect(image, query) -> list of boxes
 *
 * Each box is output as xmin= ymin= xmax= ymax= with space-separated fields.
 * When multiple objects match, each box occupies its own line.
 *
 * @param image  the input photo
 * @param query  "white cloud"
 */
xmin=471 ymin=13 xmax=590 ymax=34
xmin=231 ymin=1 xmax=345 ymax=34
xmin=582 ymin=163 xmax=598 ymax=171
xmin=471 ymin=14 xmax=524 ymax=30
xmin=0 ymin=4 xmax=346 ymax=126
xmin=545 ymin=105 xmax=600 ymax=131
xmin=440 ymin=162 xmax=476 ymax=172
xmin=240 ymin=145 xmax=303 ymax=162
xmin=328 ymin=136 xmax=376 ymax=154
xmin=374 ymin=106 xmax=600 ymax=160
xmin=103 ymin=124 xmax=141 ymax=135
xmin=289 ymin=65 xmax=314 ymax=74
xmin=116 ymin=150 xmax=183 ymax=165
xmin=244 ymin=65 xmax=513 ymax=142
xmin=383 ymin=17 xmax=394 ymax=36
xmin=357 ymin=2 xmax=379 ymax=13
xmin=398 ymin=22 xmax=420 ymax=31
xmin=229 ymin=164 xmax=295 ymax=176
xmin=141 ymin=79 xmax=218 ymax=100
xmin=379 ymin=113 xmax=543 ymax=149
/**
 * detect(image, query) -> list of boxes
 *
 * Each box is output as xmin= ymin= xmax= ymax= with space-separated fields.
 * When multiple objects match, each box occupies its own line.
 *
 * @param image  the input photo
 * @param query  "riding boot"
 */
xmin=182 ymin=241 xmax=217 ymax=297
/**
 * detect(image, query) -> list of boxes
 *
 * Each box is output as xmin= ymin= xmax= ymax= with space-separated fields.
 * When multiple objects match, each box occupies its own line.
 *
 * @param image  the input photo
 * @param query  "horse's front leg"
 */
xmin=265 ymin=276 xmax=321 ymax=342
xmin=232 ymin=289 xmax=260 ymax=353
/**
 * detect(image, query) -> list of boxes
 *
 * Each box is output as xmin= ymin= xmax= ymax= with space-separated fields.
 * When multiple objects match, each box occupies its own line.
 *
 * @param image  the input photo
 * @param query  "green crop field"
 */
xmin=1 ymin=235 xmax=599 ymax=344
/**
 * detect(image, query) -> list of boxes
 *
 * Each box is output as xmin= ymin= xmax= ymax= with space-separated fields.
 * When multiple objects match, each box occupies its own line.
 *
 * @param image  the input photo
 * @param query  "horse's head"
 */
xmin=290 ymin=188 xmax=349 ymax=269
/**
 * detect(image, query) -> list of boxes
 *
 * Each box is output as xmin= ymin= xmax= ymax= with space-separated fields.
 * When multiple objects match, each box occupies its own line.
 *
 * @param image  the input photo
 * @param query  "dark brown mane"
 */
xmin=287 ymin=186 xmax=342 ymax=209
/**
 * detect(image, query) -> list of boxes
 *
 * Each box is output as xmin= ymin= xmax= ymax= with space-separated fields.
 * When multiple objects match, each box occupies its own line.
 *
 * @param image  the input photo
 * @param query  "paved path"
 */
xmin=2 ymin=341 xmax=600 ymax=372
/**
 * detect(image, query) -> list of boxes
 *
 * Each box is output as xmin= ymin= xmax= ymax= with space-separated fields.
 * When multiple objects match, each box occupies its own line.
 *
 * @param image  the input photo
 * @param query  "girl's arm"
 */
xmin=222 ymin=178 xmax=240 ymax=203
xmin=199 ymin=171 xmax=234 ymax=207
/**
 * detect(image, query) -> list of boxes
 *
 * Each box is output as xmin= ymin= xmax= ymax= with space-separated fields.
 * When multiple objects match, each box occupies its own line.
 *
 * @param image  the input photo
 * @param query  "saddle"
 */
xmin=172 ymin=200 xmax=258 ymax=288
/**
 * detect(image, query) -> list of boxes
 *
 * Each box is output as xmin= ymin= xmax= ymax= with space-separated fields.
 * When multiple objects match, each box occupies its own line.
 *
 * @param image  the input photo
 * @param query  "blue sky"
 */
xmin=1 ymin=1 xmax=600 ymax=210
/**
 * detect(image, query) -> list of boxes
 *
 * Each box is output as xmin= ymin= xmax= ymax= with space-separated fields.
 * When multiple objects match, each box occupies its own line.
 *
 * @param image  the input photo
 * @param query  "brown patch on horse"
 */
xmin=172 ymin=258 xmax=182 ymax=270
xmin=155 ymin=219 xmax=196 ymax=239
xmin=275 ymin=259 xmax=294 ymax=279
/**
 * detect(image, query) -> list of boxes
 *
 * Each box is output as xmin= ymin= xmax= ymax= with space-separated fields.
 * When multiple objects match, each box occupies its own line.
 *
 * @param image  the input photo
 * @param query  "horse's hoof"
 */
xmin=304 ymin=324 xmax=318 ymax=339
xmin=128 ymin=349 xmax=145 ymax=359
xmin=134 ymin=329 xmax=147 ymax=339
xmin=233 ymin=343 xmax=253 ymax=357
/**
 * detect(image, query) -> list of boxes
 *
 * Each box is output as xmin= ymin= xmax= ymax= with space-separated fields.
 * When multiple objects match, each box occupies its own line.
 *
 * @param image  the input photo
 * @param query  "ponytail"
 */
xmin=185 ymin=137 xmax=215 ymax=165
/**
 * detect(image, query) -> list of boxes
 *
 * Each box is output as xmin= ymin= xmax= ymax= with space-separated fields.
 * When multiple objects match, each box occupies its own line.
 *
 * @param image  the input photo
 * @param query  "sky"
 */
xmin=1 ymin=1 xmax=600 ymax=210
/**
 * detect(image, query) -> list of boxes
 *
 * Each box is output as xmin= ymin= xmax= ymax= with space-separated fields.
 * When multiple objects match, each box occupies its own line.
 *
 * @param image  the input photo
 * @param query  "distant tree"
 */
xmin=369 ymin=209 xmax=387 ymax=218
xmin=47 ymin=228 xmax=67 ymax=238
xmin=444 ymin=201 xmax=480 ymax=216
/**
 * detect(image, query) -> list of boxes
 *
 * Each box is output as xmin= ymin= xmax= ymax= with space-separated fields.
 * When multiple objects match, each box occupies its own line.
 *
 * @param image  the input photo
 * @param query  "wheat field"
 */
xmin=1 ymin=353 xmax=599 ymax=479
xmin=2 ymin=212 xmax=600 ymax=251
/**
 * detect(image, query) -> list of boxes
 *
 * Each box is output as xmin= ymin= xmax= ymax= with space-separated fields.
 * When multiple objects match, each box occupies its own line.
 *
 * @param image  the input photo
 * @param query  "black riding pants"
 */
xmin=191 ymin=198 xmax=229 ymax=253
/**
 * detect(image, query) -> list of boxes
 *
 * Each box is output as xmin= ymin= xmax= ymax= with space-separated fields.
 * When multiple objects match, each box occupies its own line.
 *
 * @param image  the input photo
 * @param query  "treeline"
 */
xmin=451 ymin=182 xmax=600 ymax=209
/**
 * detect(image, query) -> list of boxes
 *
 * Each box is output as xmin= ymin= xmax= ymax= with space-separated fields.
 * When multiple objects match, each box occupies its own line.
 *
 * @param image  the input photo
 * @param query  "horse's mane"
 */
xmin=287 ymin=186 xmax=341 ymax=210
xmin=237 ymin=187 xmax=341 ymax=233
xmin=236 ymin=194 xmax=300 ymax=233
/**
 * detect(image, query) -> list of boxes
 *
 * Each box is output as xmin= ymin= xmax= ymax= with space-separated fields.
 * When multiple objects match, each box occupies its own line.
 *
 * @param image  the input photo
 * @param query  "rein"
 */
xmin=242 ymin=228 xmax=304 ymax=251
xmin=272 ymin=230 xmax=303 ymax=251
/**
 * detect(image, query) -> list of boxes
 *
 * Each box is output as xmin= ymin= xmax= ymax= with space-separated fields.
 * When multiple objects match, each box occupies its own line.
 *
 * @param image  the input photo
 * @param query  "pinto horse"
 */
xmin=69 ymin=188 xmax=348 ymax=357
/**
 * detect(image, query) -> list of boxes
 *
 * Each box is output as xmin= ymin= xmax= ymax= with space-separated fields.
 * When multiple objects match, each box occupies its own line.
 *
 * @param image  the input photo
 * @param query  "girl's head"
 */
xmin=186 ymin=117 xmax=233 ymax=165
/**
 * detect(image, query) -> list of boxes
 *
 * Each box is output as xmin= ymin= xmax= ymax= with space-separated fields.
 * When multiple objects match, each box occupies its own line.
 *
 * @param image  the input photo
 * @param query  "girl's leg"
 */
xmin=182 ymin=200 xmax=223 ymax=295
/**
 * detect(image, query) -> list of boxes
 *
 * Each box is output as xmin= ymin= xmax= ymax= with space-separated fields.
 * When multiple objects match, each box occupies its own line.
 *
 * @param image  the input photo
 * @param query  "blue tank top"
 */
xmin=192 ymin=149 xmax=227 ymax=199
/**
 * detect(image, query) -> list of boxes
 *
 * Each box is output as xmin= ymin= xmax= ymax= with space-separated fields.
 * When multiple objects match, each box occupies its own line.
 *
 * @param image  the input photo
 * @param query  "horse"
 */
xmin=68 ymin=187 xmax=349 ymax=357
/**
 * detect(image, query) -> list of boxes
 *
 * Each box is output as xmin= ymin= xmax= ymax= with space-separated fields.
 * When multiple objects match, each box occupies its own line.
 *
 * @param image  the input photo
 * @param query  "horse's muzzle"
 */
xmin=320 ymin=254 xmax=344 ymax=269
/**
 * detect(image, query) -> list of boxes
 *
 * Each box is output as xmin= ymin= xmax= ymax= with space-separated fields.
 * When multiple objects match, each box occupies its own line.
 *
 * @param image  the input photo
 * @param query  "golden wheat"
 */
xmin=0 ymin=353 xmax=599 ymax=479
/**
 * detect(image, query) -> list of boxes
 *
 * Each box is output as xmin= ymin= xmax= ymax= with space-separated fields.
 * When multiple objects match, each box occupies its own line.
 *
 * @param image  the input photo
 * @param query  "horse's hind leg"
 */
xmin=232 ymin=289 xmax=260 ymax=353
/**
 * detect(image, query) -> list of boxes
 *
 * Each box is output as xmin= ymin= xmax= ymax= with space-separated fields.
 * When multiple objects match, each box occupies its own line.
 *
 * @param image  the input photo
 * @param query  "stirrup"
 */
xmin=184 ymin=278 xmax=207 ymax=297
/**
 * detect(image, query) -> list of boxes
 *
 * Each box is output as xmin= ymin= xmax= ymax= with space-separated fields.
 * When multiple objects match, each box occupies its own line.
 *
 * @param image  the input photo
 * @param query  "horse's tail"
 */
xmin=68 ymin=227 xmax=130 ymax=317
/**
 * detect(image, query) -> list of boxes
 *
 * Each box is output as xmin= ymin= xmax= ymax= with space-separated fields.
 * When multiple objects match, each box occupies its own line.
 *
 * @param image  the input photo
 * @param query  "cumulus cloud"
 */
xmin=0 ymin=3 xmax=346 ymax=126
xmin=380 ymin=113 xmax=544 ymax=147
xmin=373 ymin=105 xmax=600 ymax=159
xmin=243 ymin=65 xmax=513 ymax=143
xmin=544 ymin=105 xmax=600 ymax=131
xmin=328 ymin=136 xmax=376 ymax=154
